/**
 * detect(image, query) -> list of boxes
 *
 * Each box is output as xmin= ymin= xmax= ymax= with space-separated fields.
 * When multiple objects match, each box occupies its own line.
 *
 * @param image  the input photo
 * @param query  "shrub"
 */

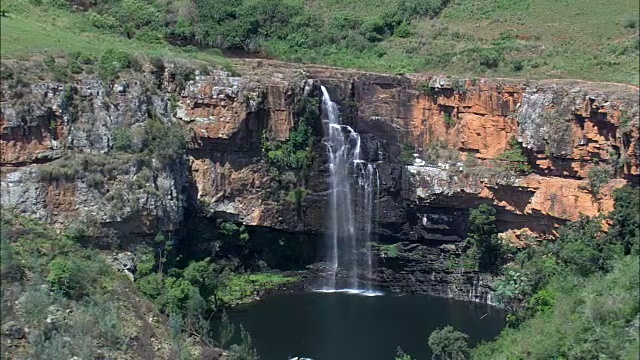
xmin=607 ymin=185 xmax=640 ymax=255
xmin=476 ymin=48 xmax=502 ymax=69
xmin=47 ymin=252 xmax=110 ymax=299
xmin=417 ymin=82 xmax=437 ymax=97
xmin=374 ymin=243 xmax=401 ymax=258
xmin=141 ymin=118 xmax=187 ymax=168
xmin=0 ymin=63 xmax=14 ymax=80
xmin=47 ymin=256 xmax=72 ymax=293
xmin=623 ymin=16 xmax=638 ymax=29
xmin=552 ymin=215 xmax=621 ymax=277
xmin=112 ymin=127 xmax=134 ymax=152
xmin=443 ymin=113 xmax=455 ymax=128
xmin=262 ymin=96 xmax=318 ymax=198
xmin=1 ymin=239 xmax=22 ymax=282
xmin=452 ymin=80 xmax=467 ymax=94
xmin=85 ymin=296 xmax=124 ymax=347
xmin=510 ymin=59 xmax=524 ymax=72
xmin=428 ymin=326 xmax=469 ymax=360
xmin=69 ymin=50 xmax=97 ymax=65
xmin=21 ymin=284 xmax=55 ymax=327
xmin=137 ymin=272 xmax=164 ymax=300
xmin=217 ymin=311 xmax=235 ymax=349
xmin=586 ymin=165 xmax=612 ymax=198
xmin=97 ymin=49 xmax=133 ymax=82
xmin=395 ymin=347 xmax=414 ymax=360
xmin=497 ymin=137 xmax=532 ymax=175
xmin=217 ymin=273 xmax=295 ymax=307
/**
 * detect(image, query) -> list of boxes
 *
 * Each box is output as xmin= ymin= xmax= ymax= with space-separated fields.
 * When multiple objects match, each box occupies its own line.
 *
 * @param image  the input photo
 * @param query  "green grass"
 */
xmin=0 ymin=0 xmax=230 ymax=67
xmin=434 ymin=0 xmax=640 ymax=84
xmin=1 ymin=0 xmax=638 ymax=83
xmin=271 ymin=0 xmax=640 ymax=84
xmin=217 ymin=273 xmax=297 ymax=306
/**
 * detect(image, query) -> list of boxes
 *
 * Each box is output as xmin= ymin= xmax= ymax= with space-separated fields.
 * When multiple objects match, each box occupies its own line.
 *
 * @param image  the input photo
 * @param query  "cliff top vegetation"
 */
xmin=1 ymin=0 xmax=638 ymax=84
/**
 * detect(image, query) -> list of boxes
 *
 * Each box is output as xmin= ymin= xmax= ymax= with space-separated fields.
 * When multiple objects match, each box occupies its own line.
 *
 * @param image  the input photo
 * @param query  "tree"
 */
xmin=606 ymin=185 xmax=639 ymax=255
xmin=428 ymin=326 xmax=469 ymax=360
xmin=466 ymin=204 xmax=505 ymax=273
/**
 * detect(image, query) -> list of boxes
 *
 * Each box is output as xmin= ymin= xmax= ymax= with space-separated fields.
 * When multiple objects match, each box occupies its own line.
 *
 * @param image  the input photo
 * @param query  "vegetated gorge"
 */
xmin=1 ymin=0 xmax=639 ymax=359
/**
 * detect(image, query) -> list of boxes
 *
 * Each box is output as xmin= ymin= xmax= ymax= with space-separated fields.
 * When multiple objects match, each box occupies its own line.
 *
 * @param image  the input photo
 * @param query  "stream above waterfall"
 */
xmin=217 ymin=291 xmax=506 ymax=360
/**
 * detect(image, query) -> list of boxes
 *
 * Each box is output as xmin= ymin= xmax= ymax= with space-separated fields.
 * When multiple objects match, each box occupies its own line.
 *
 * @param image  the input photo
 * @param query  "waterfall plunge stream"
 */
xmin=318 ymin=86 xmax=381 ymax=296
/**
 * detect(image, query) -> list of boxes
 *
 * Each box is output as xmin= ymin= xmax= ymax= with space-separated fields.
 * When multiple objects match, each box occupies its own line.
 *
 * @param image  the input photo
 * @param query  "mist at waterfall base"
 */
xmin=212 ymin=88 xmax=505 ymax=359
xmin=217 ymin=292 xmax=506 ymax=360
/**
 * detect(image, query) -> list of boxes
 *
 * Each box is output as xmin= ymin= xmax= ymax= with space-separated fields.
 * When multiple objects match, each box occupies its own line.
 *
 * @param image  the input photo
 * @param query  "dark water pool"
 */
xmin=220 ymin=291 xmax=506 ymax=360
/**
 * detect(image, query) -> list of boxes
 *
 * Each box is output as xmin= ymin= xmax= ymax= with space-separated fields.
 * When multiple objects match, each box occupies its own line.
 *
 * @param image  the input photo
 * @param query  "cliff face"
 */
xmin=2 ymin=58 xmax=638 ymax=301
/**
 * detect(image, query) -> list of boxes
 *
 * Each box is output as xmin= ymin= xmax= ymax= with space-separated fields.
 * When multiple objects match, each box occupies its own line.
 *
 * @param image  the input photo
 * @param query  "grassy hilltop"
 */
xmin=1 ymin=0 xmax=639 ymax=84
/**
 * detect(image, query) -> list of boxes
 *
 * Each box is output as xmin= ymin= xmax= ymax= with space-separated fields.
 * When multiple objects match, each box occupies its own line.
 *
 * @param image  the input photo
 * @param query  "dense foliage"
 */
xmin=0 ymin=212 xmax=134 ymax=358
xmin=421 ymin=185 xmax=639 ymax=359
xmin=428 ymin=326 xmax=470 ymax=360
xmin=135 ymin=220 xmax=295 ymax=318
xmin=0 ymin=211 xmax=273 ymax=358
xmin=447 ymin=204 xmax=508 ymax=274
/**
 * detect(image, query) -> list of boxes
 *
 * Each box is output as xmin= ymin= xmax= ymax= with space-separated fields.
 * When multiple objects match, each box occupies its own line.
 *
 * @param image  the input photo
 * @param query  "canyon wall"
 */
xmin=2 ymin=58 xmax=638 ymax=301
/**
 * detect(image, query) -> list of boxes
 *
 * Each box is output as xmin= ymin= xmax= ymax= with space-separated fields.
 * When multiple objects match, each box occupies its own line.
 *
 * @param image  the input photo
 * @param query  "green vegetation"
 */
xmin=1 ymin=211 xmax=134 ymax=358
xmin=228 ymin=325 xmax=260 ymax=360
xmin=476 ymin=254 xmax=638 ymax=359
xmin=402 ymin=186 xmax=639 ymax=359
xmin=0 ymin=212 xmax=264 ymax=358
xmin=218 ymin=273 xmax=296 ymax=307
xmin=497 ymin=137 xmax=532 ymax=175
xmin=443 ymin=113 xmax=456 ymax=128
xmin=373 ymin=243 xmax=401 ymax=258
xmin=395 ymin=347 xmax=414 ymax=360
xmin=422 ymin=140 xmax=460 ymax=165
xmin=2 ymin=0 xmax=637 ymax=84
xmin=134 ymin=219 xmax=296 ymax=341
xmin=262 ymin=96 xmax=318 ymax=200
xmin=477 ymin=185 xmax=639 ymax=358
xmin=38 ymin=116 xmax=187 ymax=188
xmin=450 ymin=204 xmax=508 ymax=274
xmin=96 ymin=48 xmax=137 ymax=82
xmin=417 ymin=82 xmax=438 ymax=97
xmin=400 ymin=143 xmax=416 ymax=165
xmin=587 ymin=165 xmax=613 ymax=199
xmin=428 ymin=326 xmax=470 ymax=360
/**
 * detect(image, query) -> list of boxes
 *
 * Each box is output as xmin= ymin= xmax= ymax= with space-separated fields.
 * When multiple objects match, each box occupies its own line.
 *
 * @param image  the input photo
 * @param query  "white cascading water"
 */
xmin=318 ymin=85 xmax=381 ymax=296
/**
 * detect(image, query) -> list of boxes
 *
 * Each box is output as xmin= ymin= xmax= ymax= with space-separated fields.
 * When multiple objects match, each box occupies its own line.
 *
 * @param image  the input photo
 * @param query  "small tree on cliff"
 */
xmin=428 ymin=326 xmax=469 ymax=360
xmin=466 ymin=204 xmax=505 ymax=273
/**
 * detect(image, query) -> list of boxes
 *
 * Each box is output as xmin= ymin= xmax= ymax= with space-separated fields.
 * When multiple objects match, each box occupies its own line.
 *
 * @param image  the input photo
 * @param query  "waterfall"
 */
xmin=319 ymin=86 xmax=381 ymax=296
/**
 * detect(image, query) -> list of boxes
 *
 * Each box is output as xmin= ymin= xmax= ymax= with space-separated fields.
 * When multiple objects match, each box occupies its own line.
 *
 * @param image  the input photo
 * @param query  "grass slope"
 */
xmin=0 ymin=0 xmax=231 ymax=67
xmin=0 ymin=211 xmax=177 ymax=359
xmin=1 ymin=0 xmax=638 ymax=84
xmin=473 ymin=255 xmax=640 ymax=359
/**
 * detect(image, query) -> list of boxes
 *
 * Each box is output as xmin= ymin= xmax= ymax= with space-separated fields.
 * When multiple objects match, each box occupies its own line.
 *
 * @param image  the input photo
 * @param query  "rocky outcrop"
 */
xmin=1 ymin=58 xmax=638 ymax=301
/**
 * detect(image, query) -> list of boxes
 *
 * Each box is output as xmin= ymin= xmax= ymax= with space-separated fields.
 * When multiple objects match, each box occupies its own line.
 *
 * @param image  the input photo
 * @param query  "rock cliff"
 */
xmin=2 ymin=58 xmax=638 ymax=301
